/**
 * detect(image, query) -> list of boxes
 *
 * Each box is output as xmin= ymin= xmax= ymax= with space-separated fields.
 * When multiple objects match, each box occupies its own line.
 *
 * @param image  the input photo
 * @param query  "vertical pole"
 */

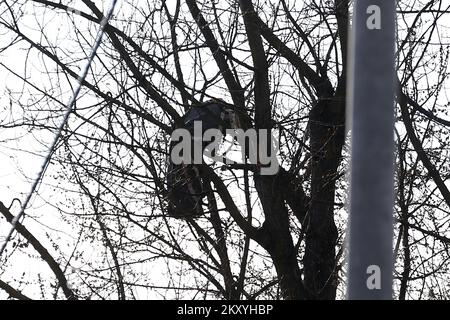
xmin=347 ymin=0 xmax=396 ymax=299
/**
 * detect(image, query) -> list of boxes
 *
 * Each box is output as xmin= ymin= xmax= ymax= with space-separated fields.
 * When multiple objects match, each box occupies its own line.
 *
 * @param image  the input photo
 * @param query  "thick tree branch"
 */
xmin=398 ymin=91 xmax=450 ymax=207
xmin=186 ymin=0 xmax=246 ymax=109
xmin=254 ymin=14 xmax=333 ymax=96
xmin=279 ymin=169 xmax=310 ymax=223
xmin=0 ymin=279 xmax=31 ymax=300
xmin=204 ymin=180 xmax=236 ymax=299
xmin=334 ymin=0 xmax=349 ymax=79
xmin=239 ymin=0 xmax=271 ymax=129
xmin=81 ymin=0 xmax=181 ymax=122
xmin=0 ymin=202 xmax=77 ymax=300
xmin=199 ymin=165 xmax=263 ymax=242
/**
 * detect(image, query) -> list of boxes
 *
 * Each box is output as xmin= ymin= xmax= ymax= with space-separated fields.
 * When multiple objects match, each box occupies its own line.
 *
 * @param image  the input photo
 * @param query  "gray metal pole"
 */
xmin=347 ymin=0 xmax=396 ymax=299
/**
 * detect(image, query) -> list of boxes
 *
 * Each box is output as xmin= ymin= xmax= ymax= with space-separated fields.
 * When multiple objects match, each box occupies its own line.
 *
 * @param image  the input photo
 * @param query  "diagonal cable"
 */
xmin=0 ymin=0 xmax=119 ymax=258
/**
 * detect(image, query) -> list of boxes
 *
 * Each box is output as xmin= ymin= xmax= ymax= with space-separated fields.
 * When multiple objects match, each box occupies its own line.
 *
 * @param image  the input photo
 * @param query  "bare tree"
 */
xmin=0 ymin=0 xmax=450 ymax=300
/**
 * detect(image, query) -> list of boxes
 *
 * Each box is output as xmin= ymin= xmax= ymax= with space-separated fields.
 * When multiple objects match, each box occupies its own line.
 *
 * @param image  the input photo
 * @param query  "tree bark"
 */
xmin=254 ymin=174 xmax=307 ymax=299
xmin=303 ymin=85 xmax=346 ymax=300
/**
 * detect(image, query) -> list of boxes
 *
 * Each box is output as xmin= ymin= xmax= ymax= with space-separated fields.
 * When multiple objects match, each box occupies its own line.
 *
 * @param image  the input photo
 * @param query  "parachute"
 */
xmin=166 ymin=100 xmax=237 ymax=218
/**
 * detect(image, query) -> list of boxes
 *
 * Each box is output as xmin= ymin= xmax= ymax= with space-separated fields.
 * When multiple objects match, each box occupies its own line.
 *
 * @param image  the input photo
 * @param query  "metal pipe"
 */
xmin=347 ymin=0 xmax=396 ymax=299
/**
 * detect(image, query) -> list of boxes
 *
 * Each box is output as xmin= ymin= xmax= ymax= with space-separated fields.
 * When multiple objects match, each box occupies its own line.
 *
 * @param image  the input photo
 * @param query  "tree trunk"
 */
xmin=303 ymin=86 xmax=346 ymax=300
xmin=254 ymin=174 xmax=306 ymax=299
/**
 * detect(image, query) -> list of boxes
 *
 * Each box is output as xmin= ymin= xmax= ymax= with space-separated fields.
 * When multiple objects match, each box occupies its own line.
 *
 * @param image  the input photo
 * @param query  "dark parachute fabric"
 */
xmin=166 ymin=101 xmax=234 ymax=218
xmin=166 ymin=162 xmax=205 ymax=217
